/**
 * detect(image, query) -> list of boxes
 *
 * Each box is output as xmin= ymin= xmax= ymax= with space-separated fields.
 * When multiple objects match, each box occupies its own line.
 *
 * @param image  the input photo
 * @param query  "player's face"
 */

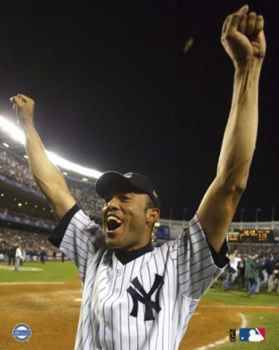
xmin=102 ymin=192 xmax=159 ymax=250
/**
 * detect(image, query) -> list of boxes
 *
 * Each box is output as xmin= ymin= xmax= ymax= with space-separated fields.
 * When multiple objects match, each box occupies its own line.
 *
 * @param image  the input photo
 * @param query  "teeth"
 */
xmin=107 ymin=215 xmax=122 ymax=224
xmin=106 ymin=215 xmax=123 ymax=231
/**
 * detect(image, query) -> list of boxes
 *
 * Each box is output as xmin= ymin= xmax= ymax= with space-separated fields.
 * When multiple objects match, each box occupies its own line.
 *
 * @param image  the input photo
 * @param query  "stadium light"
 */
xmin=47 ymin=151 xmax=102 ymax=179
xmin=0 ymin=114 xmax=103 ymax=179
xmin=0 ymin=116 xmax=26 ymax=144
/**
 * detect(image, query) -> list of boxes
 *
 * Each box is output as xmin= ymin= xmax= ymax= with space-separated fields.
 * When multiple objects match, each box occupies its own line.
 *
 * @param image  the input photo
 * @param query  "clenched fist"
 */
xmin=221 ymin=5 xmax=266 ymax=69
xmin=10 ymin=94 xmax=35 ymax=126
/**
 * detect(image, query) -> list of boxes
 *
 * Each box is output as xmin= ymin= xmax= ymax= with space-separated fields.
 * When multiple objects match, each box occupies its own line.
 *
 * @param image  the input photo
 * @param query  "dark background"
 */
xmin=0 ymin=1 xmax=277 ymax=221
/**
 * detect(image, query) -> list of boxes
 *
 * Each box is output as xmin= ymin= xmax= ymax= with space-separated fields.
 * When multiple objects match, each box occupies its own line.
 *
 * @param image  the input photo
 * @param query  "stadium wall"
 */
xmin=158 ymin=218 xmax=279 ymax=240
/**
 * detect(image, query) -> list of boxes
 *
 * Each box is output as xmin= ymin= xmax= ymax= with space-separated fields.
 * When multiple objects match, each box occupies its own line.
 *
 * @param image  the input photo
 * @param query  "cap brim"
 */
xmin=96 ymin=171 xmax=137 ymax=200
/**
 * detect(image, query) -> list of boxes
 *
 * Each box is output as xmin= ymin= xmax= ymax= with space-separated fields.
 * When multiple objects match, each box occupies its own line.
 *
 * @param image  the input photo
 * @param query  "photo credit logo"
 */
xmin=12 ymin=323 xmax=32 ymax=342
xmin=239 ymin=328 xmax=266 ymax=342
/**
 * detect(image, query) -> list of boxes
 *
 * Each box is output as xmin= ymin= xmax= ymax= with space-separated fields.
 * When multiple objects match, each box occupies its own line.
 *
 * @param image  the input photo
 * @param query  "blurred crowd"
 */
xmin=68 ymin=181 xmax=104 ymax=219
xmin=223 ymin=246 xmax=279 ymax=294
xmin=0 ymin=146 xmax=104 ymax=219
xmin=0 ymin=227 xmax=63 ymax=263
xmin=0 ymin=147 xmax=36 ymax=190
xmin=0 ymin=207 xmax=55 ymax=229
xmin=0 ymin=145 xmax=105 ymax=267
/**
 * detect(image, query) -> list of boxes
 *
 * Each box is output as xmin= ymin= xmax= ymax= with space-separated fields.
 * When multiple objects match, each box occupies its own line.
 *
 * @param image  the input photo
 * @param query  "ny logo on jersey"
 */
xmin=127 ymin=273 xmax=164 ymax=321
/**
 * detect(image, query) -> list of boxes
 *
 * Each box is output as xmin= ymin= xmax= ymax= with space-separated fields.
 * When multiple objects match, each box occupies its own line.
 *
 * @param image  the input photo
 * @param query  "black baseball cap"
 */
xmin=96 ymin=171 xmax=160 ymax=208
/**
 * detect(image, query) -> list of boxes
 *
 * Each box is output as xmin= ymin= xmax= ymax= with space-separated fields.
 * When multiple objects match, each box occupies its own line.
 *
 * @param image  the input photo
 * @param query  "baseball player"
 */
xmin=10 ymin=5 xmax=266 ymax=349
xmin=14 ymin=244 xmax=23 ymax=271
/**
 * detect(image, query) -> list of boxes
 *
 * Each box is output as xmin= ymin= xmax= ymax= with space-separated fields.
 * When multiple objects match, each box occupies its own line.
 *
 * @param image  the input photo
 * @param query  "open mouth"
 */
xmin=106 ymin=215 xmax=123 ymax=233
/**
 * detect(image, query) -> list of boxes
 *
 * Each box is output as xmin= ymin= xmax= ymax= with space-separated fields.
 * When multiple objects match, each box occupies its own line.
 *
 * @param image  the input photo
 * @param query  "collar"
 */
xmin=114 ymin=242 xmax=154 ymax=265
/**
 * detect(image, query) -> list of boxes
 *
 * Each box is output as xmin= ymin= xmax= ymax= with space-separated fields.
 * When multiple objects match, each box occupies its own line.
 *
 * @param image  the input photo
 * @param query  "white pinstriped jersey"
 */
xmin=50 ymin=205 xmax=227 ymax=350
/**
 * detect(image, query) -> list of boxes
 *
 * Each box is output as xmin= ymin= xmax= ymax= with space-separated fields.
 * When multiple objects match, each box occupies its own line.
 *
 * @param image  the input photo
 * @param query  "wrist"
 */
xmin=22 ymin=119 xmax=34 ymax=130
xmin=234 ymin=59 xmax=263 ymax=77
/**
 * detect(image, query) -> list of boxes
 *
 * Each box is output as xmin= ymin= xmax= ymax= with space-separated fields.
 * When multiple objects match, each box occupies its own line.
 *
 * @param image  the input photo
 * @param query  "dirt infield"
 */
xmin=0 ymin=281 xmax=80 ymax=350
xmin=0 ymin=281 xmax=278 ymax=350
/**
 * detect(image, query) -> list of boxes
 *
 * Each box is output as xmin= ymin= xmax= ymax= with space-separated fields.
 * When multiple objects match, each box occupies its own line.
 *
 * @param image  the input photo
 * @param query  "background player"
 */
xmin=14 ymin=244 xmax=23 ymax=271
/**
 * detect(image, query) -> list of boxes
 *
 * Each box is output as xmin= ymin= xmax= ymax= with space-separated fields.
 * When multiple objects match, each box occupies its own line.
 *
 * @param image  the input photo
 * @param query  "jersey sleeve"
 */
xmin=172 ymin=213 xmax=228 ymax=299
xmin=48 ymin=203 xmax=102 ymax=282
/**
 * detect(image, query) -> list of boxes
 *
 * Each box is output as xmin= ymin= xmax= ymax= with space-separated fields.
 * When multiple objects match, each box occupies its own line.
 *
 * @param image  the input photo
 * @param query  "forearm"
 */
xmin=23 ymin=121 xmax=70 ymax=201
xmin=217 ymin=61 xmax=262 ymax=189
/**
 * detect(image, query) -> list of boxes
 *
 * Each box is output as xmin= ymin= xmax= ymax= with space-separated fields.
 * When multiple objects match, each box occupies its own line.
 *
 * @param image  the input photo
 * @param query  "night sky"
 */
xmin=0 ymin=1 xmax=278 ymax=221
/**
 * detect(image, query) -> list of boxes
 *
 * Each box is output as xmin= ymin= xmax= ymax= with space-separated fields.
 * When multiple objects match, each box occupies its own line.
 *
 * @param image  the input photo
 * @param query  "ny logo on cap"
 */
xmin=127 ymin=274 xmax=164 ymax=321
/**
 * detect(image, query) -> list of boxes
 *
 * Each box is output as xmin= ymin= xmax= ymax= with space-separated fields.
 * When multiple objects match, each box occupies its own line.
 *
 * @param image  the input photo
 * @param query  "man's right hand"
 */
xmin=9 ymin=93 xmax=76 ymax=220
xmin=10 ymin=94 xmax=35 ymax=126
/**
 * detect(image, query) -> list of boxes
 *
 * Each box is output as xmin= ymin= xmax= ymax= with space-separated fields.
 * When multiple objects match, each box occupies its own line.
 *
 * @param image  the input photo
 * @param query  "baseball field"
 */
xmin=1 ymin=261 xmax=278 ymax=350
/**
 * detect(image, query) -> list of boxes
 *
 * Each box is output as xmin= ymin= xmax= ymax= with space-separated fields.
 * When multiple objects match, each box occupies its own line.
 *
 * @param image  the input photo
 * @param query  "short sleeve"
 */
xmin=172 ymin=214 xmax=228 ymax=299
xmin=48 ymin=204 xmax=102 ymax=282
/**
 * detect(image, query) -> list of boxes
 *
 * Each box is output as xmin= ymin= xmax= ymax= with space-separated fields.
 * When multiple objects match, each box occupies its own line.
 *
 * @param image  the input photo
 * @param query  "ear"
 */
xmin=146 ymin=208 xmax=160 ymax=226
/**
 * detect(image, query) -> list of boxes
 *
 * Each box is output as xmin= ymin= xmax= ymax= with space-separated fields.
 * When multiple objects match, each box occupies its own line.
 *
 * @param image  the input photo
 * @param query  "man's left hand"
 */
xmin=221 ymin=5 xmax=266 ymax=69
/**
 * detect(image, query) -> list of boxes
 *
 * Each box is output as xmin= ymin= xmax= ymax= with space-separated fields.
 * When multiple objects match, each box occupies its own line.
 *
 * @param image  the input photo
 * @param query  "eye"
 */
xmin=119 ymin=194 xmax=130 ymax=202
xmin=104 ymin=195 xmax=112 ymax=203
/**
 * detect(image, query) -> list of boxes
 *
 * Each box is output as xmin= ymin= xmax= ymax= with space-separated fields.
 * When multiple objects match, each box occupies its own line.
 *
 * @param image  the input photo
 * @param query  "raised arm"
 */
xmin=197 ymin=5 xmax=266 ymax=252
xmin=10 ymin=94 xmax=76 ymax=219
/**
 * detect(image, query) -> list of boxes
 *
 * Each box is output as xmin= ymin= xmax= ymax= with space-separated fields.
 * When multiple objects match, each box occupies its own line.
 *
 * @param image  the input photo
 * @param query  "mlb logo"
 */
xmin=239 ymin=328 xmax=266 ymax=342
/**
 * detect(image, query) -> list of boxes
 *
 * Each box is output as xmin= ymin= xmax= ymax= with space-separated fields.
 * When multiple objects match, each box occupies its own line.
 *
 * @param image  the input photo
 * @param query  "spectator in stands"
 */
xmin=0 ymin=145 xmax=103 ymax=219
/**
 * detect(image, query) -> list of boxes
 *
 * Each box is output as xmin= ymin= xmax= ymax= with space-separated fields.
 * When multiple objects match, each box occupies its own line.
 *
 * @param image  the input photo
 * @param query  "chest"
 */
xmin=85 ymin=250 xmax=177 ymax=323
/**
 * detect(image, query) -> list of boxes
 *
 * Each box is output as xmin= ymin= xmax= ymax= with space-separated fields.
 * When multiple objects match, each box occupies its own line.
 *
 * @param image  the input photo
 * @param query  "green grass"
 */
xmin=201 ymin=288 xmax=279 ymax=350
xmin=204 ymin=288 xmax=279 ymax=307
xmin=0 ymin=261 xmax=78 ymax=282
xmin=216 ymin=313 xmax=279 ymax=350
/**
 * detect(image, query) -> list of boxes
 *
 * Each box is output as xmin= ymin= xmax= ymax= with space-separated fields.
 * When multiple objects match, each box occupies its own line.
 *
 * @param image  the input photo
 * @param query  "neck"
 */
xmin=114 ymin=241 xmax=153 ymax=265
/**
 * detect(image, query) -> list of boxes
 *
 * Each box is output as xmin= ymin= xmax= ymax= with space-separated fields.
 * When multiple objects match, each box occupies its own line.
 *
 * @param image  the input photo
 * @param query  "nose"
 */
xmin=103 ymin=196 xmax=120 ymax=213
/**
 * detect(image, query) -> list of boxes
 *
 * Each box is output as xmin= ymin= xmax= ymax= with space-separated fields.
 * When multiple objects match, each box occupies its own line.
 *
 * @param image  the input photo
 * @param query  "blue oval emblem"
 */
xmin=12 ymin=323 xmax=32 ymax=342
